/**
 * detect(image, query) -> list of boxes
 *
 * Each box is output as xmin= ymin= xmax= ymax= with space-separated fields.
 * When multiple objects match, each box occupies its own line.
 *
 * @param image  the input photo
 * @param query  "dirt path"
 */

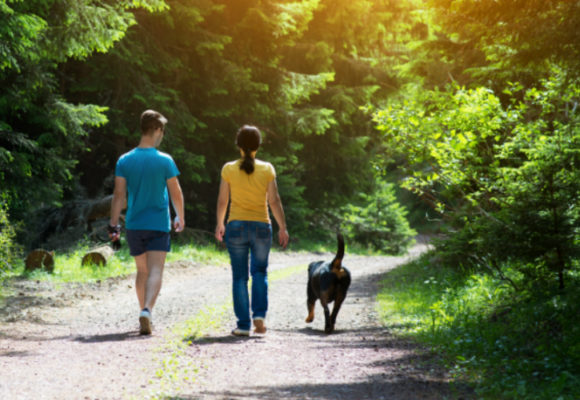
xmin=0 ymin=241 xmax=467 ymax=399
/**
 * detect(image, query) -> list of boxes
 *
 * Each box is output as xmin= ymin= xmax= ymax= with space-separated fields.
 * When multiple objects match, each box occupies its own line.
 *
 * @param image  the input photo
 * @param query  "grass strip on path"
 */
xmin=138 ymin=262 xmax=308 ymax=399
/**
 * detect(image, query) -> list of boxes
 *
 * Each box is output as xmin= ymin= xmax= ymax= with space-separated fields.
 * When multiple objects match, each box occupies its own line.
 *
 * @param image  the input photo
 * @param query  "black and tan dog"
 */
xmin=305 ymin=233 xmax=351 ymax=333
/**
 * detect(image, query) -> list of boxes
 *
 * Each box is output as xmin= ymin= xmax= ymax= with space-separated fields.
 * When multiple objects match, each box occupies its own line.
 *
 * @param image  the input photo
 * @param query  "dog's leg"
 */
xmin=328 ymin=291 xmax=347 ymax=333
xmin=306 ymin=284 xmax=316 ymax=323
xmin=320 ymin=297 xmax=332 ymax=333
xmin=306 ymin=301 xmax=315 ymax=323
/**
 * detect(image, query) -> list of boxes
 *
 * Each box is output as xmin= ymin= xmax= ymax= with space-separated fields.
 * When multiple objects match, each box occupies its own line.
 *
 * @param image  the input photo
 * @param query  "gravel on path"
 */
xmin=0 ymin=240 xmax=470 ymax=399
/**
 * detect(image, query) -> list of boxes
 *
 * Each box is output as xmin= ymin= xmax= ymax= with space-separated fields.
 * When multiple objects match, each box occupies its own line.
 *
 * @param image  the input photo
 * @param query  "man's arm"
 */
xmin=109 ymin=176 xmax=127 ymax=241
xmin=214 ymin=179 xmax=230 ymax=242
xmin=167 ymin=176 xmax=185 ymax=232
xmin=267 ymin=178 xmax=289 ymax=249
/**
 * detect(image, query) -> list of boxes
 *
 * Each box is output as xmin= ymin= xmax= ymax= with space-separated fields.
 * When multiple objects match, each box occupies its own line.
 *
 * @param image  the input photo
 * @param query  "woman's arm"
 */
xmin=215 ymin=179 xmax=230 ymax=242
xmin=267 ymin=178 xmax=289 ymax=249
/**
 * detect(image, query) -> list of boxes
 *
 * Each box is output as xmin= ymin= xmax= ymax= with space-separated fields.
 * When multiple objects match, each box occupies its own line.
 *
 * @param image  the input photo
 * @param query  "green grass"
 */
xmin=377 ymin=253 xmax=580 ymax=399
xmin=166 ymin=243 xmax=229 ymax=265
xmin=7 ymin=242 xmax=229 ymax=285
xmin=22 ymin=245 xmax=134 ymax=283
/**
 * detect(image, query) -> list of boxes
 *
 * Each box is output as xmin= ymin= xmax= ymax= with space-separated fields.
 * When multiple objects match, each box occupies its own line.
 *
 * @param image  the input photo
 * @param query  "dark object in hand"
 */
xmin=108 ymin=224 xmax=122 ymax=250
xmin=107 ymin=224 xmax=121 ymax=235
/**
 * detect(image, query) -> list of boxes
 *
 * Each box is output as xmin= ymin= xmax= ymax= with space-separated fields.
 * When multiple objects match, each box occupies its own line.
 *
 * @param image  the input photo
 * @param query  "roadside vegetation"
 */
xmin=3 ymin=243 xmax=228 ymax=285
xmin=378 ymin=253 xmax=580 ymax=399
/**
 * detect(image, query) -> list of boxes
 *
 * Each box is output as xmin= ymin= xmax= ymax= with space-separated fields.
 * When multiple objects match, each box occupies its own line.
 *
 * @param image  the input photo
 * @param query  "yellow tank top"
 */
xmin=221 ymin=159 xmax=276 ymax=223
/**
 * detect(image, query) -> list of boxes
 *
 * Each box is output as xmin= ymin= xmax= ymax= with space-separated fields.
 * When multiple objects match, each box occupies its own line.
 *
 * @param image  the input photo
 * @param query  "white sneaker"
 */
xmin=231 ymin=328 xmax=250 ymax=337
xmin=139 ymin=309 xmax=152 ymax=335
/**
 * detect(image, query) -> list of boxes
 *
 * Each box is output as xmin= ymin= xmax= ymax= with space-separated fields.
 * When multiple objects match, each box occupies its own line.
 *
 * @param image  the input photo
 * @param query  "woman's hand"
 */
xmin=215 ymin=222 xmax=226 ymax=242
xmin=278 ymin=228 xmax=289 ymax=249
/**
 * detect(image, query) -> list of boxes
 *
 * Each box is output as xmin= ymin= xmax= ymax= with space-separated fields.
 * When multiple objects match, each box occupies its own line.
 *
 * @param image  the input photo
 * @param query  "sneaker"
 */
xmin=231 ymin=328 xmax=250 ymax=337
xmin=253 ymin=318 xmax=267 ymax=334
xmin=139 ymin=309 xmax=152 ymax=335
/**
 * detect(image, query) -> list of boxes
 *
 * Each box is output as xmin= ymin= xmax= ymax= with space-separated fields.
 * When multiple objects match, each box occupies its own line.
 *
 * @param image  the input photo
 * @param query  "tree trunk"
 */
xmin=25 ymin=249 xmax=55 ymax=273
xmin=82 ymin=245 xmax=114 ymax=267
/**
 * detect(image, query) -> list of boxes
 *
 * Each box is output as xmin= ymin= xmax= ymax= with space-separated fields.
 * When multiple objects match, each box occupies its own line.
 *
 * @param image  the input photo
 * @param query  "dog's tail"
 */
xmin=331 ymin=232 xmax=344 ymax=272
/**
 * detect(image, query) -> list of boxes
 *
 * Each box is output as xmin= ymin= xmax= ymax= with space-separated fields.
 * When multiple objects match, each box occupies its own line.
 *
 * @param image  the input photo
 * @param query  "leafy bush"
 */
xmin=378 ymin=255 xmax=580 ymax=399
xmin=0 ymin=200 xmax=18 ymax=273
xmin=341 ymin=181 xmax=416 ymax=254
xmin=373 ymin=67 xmax=580 ymax=289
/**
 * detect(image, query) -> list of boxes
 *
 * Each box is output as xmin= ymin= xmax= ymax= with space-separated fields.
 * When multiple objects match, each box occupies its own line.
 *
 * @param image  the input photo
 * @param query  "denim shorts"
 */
xmin=126 ymin=229 xmax=171 ymax=256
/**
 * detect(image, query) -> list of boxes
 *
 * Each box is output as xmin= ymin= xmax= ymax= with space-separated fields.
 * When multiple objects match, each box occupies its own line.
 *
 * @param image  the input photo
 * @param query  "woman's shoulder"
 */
xmin=221 ymin=160 xmax=241 ymax=177
xmin=222 ymin=159 xmax=241 ymax=169
xmin=255 ymin=159 xmax=274 ymax=168
xmin=255 ymin=159 xmax=276 ymax=176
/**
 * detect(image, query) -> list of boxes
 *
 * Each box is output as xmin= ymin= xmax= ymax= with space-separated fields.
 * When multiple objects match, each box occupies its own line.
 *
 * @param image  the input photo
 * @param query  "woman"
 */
xmin=215 ymin=125 xmax=289 ymax=336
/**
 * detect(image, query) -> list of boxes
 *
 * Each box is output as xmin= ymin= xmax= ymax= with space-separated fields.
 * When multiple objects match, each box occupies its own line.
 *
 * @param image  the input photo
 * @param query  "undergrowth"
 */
xmin=377 ymin=253 xmax=580 ymax=399
xmin=14 ymin=242 xmax=229 ymax=284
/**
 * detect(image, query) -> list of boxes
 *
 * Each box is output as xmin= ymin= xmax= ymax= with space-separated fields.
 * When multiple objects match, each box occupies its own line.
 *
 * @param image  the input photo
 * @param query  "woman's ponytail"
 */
xmin=236 ymin=125 xmax=261 ymax=175
xmin=240 ymin=147 xmax=255 ymax=174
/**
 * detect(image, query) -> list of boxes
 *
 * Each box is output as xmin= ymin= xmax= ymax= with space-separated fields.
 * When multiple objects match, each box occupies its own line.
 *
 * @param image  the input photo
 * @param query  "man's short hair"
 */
xmin=140 ymin=110 xmax=168 ymax=135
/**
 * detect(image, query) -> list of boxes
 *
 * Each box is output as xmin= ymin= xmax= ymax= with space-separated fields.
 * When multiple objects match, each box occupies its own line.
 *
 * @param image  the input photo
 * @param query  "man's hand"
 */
xmin=173 ymin=216 xmax=185 ymax=233
xmin=108 ymin=224 xmax=121 ymax=242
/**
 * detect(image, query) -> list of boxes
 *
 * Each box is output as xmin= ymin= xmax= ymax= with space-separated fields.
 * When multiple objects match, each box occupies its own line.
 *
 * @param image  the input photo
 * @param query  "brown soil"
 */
xmin=0 ymin=240 xmax=472 ymax=400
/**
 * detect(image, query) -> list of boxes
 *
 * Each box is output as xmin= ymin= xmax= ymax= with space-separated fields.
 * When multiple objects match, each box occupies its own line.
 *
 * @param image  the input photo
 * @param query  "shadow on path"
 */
xmin=166 ymin=376 xmax=468 ymax=400
xmin=73 ymin=330 xmax=146 ymax=343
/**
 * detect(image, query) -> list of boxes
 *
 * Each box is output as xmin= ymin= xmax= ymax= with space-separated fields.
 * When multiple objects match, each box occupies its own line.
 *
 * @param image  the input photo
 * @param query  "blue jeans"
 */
xmin=225 ymin=220 xmax=272 ymax=330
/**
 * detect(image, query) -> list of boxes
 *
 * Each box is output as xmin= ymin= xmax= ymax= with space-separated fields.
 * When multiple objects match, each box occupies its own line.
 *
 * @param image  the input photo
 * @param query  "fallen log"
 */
xmin=25 ymin=249 xmax=55 ymax=273
xmin=81 ymin=245 xmax=114 ymax=267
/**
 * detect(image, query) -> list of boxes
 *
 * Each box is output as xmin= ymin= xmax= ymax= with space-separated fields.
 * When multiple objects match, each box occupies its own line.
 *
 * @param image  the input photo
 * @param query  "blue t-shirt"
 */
xmin=115 ymin=147 xmax=180 ymax=232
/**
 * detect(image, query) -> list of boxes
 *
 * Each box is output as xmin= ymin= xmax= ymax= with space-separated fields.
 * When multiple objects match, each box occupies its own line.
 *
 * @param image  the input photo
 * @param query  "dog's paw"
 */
xmin=305 ymin=316 xmax=314 ymax=323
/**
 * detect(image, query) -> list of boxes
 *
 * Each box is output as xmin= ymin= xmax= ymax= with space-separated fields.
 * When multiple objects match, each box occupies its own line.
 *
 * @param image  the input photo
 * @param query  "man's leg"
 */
xmin=134 ymin=253 xmax=148 ymax=310
xmin=134 ymin=251 xmax=166 ymax=335
xmin=143 ymin=250 xmax=167 ymax=311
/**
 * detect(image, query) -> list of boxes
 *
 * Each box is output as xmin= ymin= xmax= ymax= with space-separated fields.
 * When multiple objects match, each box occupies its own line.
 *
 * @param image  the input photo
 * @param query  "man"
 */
xmin=109 ymin=109 xmax=185 ymax=335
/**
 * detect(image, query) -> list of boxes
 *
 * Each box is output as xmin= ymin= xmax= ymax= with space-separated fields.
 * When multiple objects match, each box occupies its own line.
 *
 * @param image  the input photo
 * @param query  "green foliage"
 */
xmin=0 ymin=0 xmax=167 ymax=226
xmin=480 ymin=69 xmax=580 ymax=289
xmin=373 ymin=67 xmax=580 ymax=289
xmin=0 ymin=200 xmax=19 ymax=272
xmin=413 ymin=0 xmax=580 ymax=90
xmin=342 ymin=181 xmax=416 ymax=254
xmin=56 ymin=0 xmax=418 ymax=238
xmin=378 ymin=255 xmax=580 ymax=399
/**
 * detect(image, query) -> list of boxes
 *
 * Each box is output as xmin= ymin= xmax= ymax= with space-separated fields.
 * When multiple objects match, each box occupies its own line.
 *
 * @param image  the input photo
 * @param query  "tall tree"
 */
xmin=63 ymin=0 xmax=420 ymax=238
xmin=0 ymin=0 xmax=167 ymax=226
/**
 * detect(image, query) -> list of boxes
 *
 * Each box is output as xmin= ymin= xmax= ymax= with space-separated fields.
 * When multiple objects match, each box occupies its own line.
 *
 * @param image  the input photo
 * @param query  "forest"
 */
xmin=0 ymin=0 xmax=579 ymax=397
